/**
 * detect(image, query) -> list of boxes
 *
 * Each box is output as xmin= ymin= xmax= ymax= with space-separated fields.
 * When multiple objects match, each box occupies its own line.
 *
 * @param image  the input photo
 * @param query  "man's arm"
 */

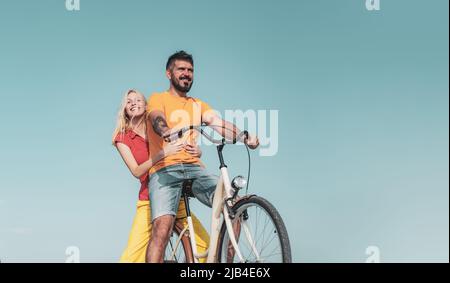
xmin=203 ymin=111 xmax=238 ymax=140
xmin=148 ymin=110 xmax=171 ymax=138
xmin=202 ymin=111 xmax=259 ymax=149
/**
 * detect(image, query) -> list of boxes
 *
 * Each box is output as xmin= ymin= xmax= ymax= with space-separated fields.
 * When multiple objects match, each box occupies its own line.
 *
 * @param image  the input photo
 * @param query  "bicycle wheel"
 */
xmin=163 ymin=221 xmax=194 ymax=263
xmin=217 ymin=195 xmax=292 ymax=263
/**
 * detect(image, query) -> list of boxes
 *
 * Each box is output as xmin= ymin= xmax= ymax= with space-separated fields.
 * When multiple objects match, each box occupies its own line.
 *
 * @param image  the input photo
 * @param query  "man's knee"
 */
xmin=152 ymin=215 xmax=174 ymax=241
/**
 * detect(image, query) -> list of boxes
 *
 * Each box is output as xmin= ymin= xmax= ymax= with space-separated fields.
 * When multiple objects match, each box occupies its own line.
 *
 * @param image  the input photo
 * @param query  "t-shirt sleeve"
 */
xmin=147 ymin=93 xmax=164 ymax=113
xmin=200 ymin=100 xmax=213 ymax=116
xmin=114 ymin=132 xmax=131 ymax=146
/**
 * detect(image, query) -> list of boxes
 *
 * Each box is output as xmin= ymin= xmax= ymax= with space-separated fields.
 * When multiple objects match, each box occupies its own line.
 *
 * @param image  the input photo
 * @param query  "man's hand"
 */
xmin=161 ymin=129 xmax=174 ymax=142
xmin=244 ymin=134 xmax=259 ymax=150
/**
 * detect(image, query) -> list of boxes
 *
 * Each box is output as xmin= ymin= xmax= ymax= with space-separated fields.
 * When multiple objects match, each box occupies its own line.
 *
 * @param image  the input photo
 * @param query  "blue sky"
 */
xmin=0 ymin=0 xmax=448 ymax=262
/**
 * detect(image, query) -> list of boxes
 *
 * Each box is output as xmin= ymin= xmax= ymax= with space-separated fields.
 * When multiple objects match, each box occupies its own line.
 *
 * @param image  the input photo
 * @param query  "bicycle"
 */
xmin=162 ymin=125 xmax=292 ymax=263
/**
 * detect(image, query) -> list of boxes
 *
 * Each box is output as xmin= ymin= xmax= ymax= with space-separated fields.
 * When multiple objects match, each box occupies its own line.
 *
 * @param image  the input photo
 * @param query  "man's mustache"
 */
xmin=179 ymin=76 xmax=192 ymax=81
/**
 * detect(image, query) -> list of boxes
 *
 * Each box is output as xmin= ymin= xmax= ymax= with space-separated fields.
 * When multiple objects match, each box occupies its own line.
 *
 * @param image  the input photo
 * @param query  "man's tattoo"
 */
xmin=152 ymin=116 xmax=169 ymax=137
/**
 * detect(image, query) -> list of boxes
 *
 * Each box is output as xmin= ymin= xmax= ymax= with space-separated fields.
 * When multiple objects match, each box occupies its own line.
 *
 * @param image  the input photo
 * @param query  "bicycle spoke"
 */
xmin=259 ymin=229 xmax=278 ymax=256
xmin=164 ymin=229 xmax=188 ymax=263
xmin=220 ymin=196 xmax=291 ymax=263
xmin=223 ymin=204 xmax=278 ymax=262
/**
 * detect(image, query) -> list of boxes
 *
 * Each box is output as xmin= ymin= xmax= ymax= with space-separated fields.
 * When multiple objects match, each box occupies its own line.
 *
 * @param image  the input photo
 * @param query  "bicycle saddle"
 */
xmin=181 ymin=179 xmax=195 ymax=198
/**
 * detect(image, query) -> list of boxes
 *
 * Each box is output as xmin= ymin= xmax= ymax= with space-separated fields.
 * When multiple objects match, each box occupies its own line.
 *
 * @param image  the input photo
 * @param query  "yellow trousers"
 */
xmin=120 ymin=200 xmax=210 ymax=263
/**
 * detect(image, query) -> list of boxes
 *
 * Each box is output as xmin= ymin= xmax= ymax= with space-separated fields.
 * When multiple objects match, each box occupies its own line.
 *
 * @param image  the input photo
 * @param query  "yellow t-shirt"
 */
xmin=147 ymin=91 xmax=212 ymax=175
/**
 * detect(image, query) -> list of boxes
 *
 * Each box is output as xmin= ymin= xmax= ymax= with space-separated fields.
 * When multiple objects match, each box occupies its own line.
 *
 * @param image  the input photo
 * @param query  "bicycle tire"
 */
xmin=217 ymin=195 xmax=292 ymax=263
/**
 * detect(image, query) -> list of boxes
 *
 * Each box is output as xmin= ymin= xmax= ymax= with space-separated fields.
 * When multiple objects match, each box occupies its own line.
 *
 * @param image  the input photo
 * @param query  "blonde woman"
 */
xmin=112 ymin=89 xmax=209 ymax=262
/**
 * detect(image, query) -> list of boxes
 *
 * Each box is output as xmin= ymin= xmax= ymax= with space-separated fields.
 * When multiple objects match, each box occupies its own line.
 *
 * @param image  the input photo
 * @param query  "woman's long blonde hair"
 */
xmin=111 ymin=89 xmax=147 ymax=145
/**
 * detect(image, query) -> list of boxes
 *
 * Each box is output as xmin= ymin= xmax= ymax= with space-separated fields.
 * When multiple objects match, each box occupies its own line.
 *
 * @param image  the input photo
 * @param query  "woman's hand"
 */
xmin=162 ymin=141 xmax=184 ymax=157
xmin=184 ymin=143 xmax=202 ymax=158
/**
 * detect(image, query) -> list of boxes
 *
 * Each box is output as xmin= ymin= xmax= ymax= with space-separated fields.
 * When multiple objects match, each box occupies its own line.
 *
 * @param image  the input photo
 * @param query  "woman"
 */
xmin=112 ymin=89 xmax=209 ymax=263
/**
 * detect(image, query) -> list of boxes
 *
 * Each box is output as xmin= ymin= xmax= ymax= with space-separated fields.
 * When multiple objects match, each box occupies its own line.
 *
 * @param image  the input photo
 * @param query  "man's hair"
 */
xmin=166 ymin=50 xmax=194 ymax=71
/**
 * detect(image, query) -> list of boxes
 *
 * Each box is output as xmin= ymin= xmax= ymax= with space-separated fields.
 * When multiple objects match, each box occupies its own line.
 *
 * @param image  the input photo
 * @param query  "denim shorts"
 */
xmin=148 ymin=164 xmax=218 ymax=222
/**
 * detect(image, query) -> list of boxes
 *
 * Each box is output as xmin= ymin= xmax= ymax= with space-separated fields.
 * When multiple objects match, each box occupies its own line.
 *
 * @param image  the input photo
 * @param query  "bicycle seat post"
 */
xmin=182 ymin=179 xmax=195 ymax=217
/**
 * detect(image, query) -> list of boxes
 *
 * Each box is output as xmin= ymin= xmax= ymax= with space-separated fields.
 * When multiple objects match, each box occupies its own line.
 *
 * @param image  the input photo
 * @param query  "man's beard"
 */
xmin=172 ymin=77 xmax=193 ymax=93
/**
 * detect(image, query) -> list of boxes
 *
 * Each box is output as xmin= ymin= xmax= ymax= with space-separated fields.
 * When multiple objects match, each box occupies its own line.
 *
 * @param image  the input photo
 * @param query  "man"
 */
xmin=145 ymin=51 xmax=259 ymax=263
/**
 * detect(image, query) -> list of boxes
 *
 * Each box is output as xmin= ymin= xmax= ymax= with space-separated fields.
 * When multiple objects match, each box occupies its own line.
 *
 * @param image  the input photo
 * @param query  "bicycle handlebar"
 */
xmin=163 ymin=125 xmax=249 ymax=145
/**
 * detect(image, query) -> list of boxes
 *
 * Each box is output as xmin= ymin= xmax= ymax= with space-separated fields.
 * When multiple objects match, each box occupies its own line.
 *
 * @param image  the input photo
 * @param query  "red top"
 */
xmin=114 ymin=130 xmax=150 ymax=201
